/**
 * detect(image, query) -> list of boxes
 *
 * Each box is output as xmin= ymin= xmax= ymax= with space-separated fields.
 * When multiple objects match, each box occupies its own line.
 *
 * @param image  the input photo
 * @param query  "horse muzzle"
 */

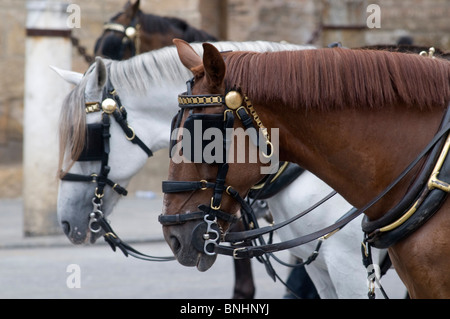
xmin=161 ymin=218 xmax=218 ymax=271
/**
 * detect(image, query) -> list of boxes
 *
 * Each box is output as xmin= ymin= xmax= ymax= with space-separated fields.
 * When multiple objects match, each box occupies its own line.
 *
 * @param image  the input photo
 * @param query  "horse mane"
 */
xmin=108 ymin=41 xmax=310 ymax=93
xmin=137 ymin=11 xmax=217 ymax=42
xmin=224 ymin=48 xmax=450 ymax=111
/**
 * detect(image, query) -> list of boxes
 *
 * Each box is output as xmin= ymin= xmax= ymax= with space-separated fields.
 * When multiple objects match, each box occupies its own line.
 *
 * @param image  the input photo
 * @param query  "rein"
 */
xmin=160 ymin=77 xmax=450 ymax=261
xmin=60 ymin=79 xmax=174 ymax=262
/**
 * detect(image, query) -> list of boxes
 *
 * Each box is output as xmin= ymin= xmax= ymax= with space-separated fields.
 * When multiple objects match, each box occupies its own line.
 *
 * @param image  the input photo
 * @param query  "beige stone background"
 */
xmin=1 ymin=0 xmax=450 ymax=198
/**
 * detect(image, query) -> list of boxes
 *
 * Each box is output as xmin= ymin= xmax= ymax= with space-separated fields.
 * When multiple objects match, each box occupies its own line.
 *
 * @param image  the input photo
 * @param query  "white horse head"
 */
xmin=55 ymin=41 xmax=309 ymax=244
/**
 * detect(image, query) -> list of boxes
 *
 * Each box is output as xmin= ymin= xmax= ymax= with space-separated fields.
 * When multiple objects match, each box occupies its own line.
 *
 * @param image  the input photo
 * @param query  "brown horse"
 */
xmin=161 ymin=39 xmax=450 ymax=298
xmin=94 ymin=0 xmax=217 ymax=60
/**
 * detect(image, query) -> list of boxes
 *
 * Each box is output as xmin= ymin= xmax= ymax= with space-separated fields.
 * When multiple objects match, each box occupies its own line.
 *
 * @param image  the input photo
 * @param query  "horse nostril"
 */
xmin=170 ymin=235 xmax=181 ymax=254
xmin=61 ymin=221 xmax=71 ymax=236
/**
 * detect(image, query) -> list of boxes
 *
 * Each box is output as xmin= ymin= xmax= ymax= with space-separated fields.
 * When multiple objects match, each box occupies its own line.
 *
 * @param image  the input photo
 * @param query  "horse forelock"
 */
xmin=58 ymin=76 xmax=88 ymax=177
xmin=223 ymin=48 xmax=450 ymax=111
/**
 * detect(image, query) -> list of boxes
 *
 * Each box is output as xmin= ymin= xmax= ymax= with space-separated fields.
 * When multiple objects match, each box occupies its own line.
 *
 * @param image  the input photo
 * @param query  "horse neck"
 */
xmin=259 ymin=102 xmax=445 ymax=220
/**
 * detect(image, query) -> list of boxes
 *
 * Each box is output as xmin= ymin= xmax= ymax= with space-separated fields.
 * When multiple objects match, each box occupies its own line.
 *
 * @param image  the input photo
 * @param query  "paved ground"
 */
xmin=0 ymin=196 xmax=405 ymax=299
xmin=0 ymin=196 xmax=288 ymax=299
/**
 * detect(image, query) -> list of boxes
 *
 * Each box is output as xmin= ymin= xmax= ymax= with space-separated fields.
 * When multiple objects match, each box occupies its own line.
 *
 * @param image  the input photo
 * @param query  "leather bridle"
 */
xmin=100 ymin=14 xmax=141 ymax=59
xmin=159 ymin=78 xmax=276 ymax=256
xmin=60 ymin=79 xmax=174 ymax=262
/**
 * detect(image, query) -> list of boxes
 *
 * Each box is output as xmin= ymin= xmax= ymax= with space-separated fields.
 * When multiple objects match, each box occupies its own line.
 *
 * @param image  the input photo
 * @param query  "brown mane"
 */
xmin=223 ymin=48 xmax=450 ymax=111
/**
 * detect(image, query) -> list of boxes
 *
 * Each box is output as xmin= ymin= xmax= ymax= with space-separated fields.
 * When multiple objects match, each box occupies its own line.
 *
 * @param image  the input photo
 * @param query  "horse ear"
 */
xmin=49 ymin=65 xmax=83 ymax=85
xmin=125 ymin=0 xmax=140 ymax=18
xmin=202 ymin=43 xmax=226 ymax=90
xmin=173 ymin=38 xmax=202 ymax=71
xmin=85 ymin=57 xmax=107 ymax=100
xmin=92 ymin=57 xmax=107 ymax=88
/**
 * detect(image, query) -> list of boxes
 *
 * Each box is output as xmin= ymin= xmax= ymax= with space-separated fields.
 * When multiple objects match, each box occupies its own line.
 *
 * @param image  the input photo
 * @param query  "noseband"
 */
xmin=159 ymin=78 xmax=274 ymax=255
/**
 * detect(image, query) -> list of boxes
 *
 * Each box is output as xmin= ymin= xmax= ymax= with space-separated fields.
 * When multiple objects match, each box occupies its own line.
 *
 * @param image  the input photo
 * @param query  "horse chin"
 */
xmin=63 ymin=225 xmax=102 ymax=245
xmin=172 ymin=246 xmax=217 ymax=272
xmin=164 ymin=224 xmax=217 ymax=271
xmin=196 ymin=253 xmax=217 ymax=272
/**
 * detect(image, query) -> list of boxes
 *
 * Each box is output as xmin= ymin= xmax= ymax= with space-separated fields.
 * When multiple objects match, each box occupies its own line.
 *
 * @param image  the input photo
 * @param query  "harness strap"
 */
xmin=61 ymin=173 xmax=128 ymax=196
xmin=216 ymin=118 xmax=450 ymax=258
xmin=97 ymin=216 xmax=175 ymax=262
xmin=112 ymin=107 xmax=153 ymax=157
xmin=224 ymin=190 xmax=337 ymax=243
xmin=162 ymin=180 xmax=216 ymax=193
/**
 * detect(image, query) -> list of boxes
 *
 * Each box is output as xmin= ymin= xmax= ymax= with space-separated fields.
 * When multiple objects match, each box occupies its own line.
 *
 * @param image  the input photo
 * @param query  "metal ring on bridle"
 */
xmin=262 ymin=140 xmax=274 ymax=158
xmin=89 ymin=209 xmax=104 ymax=233
xmin=125 ymin=125 xmax=136 ymax=141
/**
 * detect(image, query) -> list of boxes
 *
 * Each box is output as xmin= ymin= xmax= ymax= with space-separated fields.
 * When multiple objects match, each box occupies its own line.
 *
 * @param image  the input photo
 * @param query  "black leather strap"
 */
xmin=98 ymin=216 xmax=175 ymax=262
xmin=158 ymin=205 xmax=239 ymax=226
xmin=112 ymin=108 xmax=153 ymax=157
xmin=162 ymin=180 xmax=216 ymax=193
xmin=362 ymin=106 xmax=450 ymax=233
xmin=216 ymin=116 xmax=450 ymax=258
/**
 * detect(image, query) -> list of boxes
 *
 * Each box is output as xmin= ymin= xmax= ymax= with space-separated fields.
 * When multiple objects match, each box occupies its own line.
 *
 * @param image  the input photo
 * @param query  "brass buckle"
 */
xmin=233 ymin=247 xmax=246 ymax=260
xmin=104 ymin=232 xmax=117 ymax=239
xmin=223 ymin=109 xmax=233 ymax=121
xmin=200 ymin=180 xmax=208 ymax=191
xmin=210 ymin=197 xmax=221 ymax=210
xmin=94 ymin=187 xmax=104 ymax=199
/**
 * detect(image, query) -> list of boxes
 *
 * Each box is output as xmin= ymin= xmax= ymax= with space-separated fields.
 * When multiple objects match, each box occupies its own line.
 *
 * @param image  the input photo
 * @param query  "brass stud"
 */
xmin=101 ymin=98 xmax=117 ymax=114
xmin=225 ymin=91 xmax=243 ymax=110
xmin=125 ymin=26 xmax=136 ymax=39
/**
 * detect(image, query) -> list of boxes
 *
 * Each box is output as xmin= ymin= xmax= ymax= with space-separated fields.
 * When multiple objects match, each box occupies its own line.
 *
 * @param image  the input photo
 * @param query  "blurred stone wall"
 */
xmin=1 ymin=0 xmax=450 ymax=198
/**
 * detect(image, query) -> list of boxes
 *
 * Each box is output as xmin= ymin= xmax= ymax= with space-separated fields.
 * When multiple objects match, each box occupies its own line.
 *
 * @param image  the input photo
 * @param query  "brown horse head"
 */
xmin=94 ymin=0 xmax=143 ymax=60
xmin=94 ymin=1 xmax=217 ymax=60
xmin=161 ymin=40 xmax=276 ymax=271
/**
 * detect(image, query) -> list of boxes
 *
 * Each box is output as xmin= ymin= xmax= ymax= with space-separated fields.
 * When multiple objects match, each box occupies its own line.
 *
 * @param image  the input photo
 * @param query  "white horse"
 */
xmin=55 ymin=41 xmax=404 ymax=298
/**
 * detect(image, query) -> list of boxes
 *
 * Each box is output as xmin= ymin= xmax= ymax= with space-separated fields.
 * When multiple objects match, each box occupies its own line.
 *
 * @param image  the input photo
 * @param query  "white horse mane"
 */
xmin=108 ymin=41 xmax=312 ymax=93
